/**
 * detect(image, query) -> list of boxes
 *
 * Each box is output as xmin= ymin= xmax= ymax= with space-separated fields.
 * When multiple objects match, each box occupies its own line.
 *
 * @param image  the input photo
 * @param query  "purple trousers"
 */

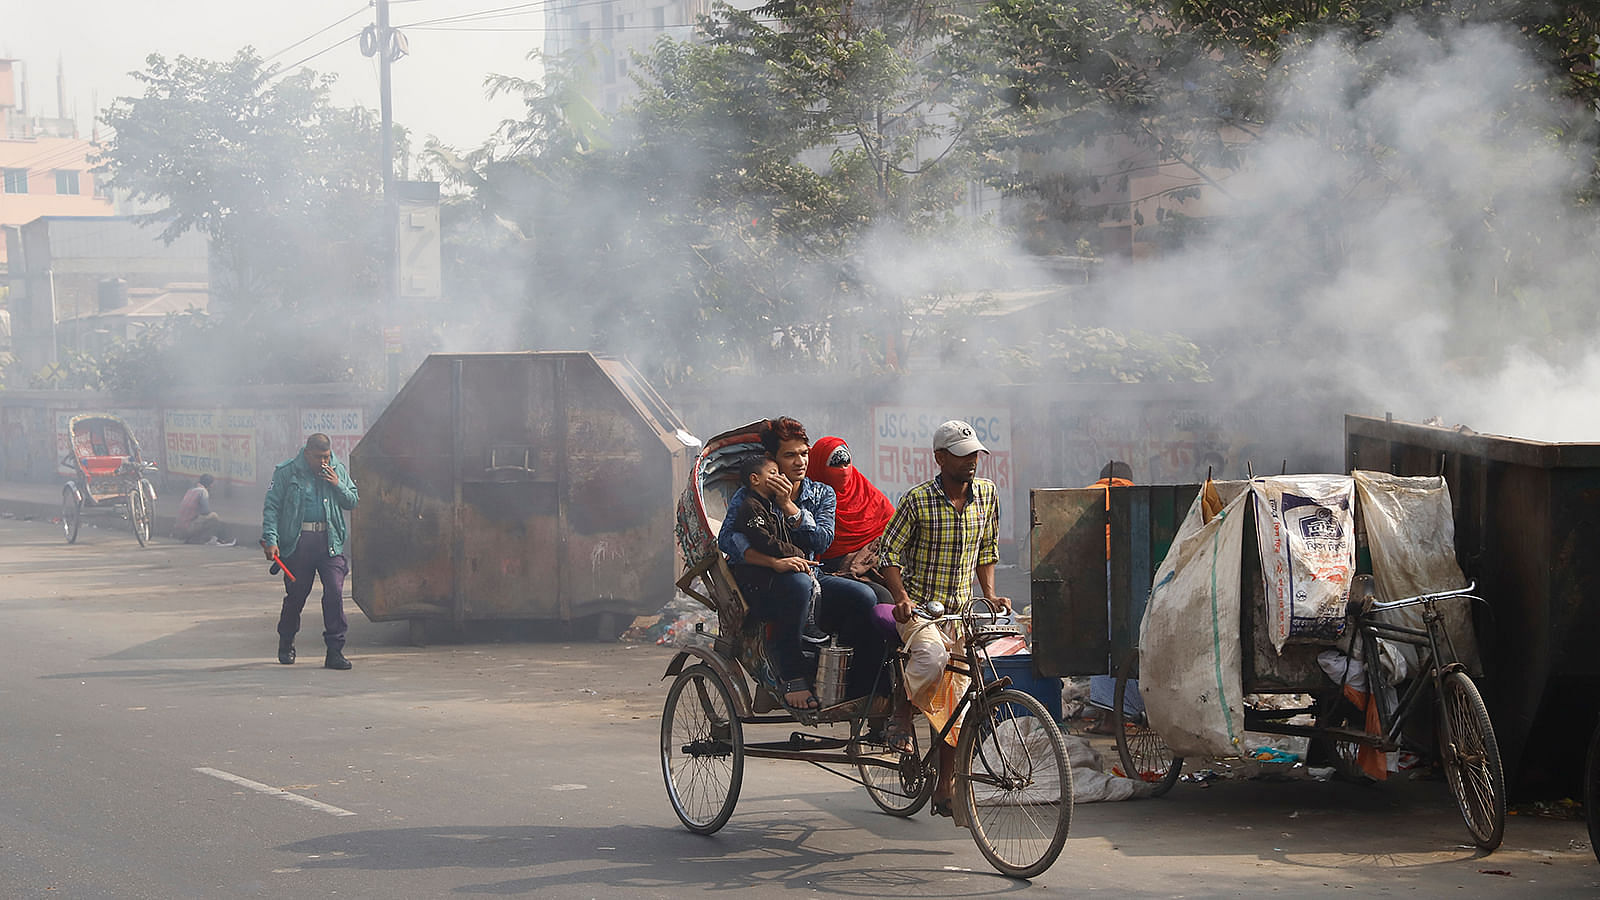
xmin=275 ymin=530 xmax=349 ymax=651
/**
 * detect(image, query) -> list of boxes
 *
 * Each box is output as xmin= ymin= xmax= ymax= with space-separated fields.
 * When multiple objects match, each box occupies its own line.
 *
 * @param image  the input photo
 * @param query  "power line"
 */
xmin=262 ymin=4 xmax=374 ymax=64
xmin=271 ymin=31 xmax=366 ymax=78
xmin=394 ymin=1 xmax=552 ymax=29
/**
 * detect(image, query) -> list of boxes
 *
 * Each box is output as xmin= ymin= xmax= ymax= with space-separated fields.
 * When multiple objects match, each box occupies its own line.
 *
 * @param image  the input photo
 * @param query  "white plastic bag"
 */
xmin=1252 ymin=476 xmax=1356 ymax=653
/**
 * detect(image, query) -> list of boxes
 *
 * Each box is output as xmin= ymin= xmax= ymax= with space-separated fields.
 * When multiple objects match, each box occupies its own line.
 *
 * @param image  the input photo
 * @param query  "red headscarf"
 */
xmin=807 ymin=436 xmax=895 ymax=558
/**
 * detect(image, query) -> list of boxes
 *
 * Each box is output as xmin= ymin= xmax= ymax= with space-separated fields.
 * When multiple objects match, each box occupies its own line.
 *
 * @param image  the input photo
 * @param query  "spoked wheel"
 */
xmin=1437 ymin=670 xmax=1505 ymax=850
xmin=1113 ymin=663 xmax=1183 ymax=797
xmin=852 ymin=710 xmax=935 ymax=816
xmin=1310 ymin=694 xmax=1377 ymax=785
xmin=128 ymin=487 xmax=151 ymax=547
xmin=956 ymin=688 xmax=1072 ymax=879
xmin=661 ymin=664 xmax=744 ymax=834
xmin=61 ymin=488 xmax=81 ymax=544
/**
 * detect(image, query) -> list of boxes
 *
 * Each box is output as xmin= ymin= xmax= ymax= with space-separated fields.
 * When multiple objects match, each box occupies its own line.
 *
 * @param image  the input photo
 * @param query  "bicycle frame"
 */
xmin=1249 ymin=583 xmax=1483 ymax=752
xmin=735 ymin=602 xmax=1024 ymax=788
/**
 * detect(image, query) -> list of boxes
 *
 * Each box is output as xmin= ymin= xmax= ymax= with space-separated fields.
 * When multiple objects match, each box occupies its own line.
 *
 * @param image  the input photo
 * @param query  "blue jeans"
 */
xmin=733 ymin=567 xmax=814 ymax=683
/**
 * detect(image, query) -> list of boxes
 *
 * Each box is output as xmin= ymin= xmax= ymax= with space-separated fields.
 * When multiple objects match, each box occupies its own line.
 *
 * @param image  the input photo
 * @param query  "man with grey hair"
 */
xmin=262 ymin=433 xmax=359 ymax=669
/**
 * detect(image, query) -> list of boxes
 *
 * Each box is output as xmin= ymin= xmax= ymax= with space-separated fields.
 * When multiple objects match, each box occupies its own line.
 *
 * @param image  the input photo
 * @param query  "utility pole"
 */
xmin=375 ymin=0 xmax=401 ymax=394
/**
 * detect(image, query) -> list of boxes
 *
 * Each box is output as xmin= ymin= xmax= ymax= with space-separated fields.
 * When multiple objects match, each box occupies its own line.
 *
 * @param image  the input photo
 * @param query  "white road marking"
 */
xmin=194 ymin=767 xmax=357 ymax=817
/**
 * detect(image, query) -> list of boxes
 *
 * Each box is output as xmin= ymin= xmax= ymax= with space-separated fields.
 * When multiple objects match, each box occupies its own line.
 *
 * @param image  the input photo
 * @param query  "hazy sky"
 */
xmin=6 ymin=0 xmax=547 ymax=148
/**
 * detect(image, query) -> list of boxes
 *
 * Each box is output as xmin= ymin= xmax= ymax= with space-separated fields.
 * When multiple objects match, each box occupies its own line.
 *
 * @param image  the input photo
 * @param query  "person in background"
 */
xmin=882 ymin=419 xmax=1008 ymax=822
xmin=174 ymin=473 xmax=233 ymax=546
xmin=1087 ymin=460 xmax=1135 ymax=734
xmin=261 ymin=433 xmax=359 ymax=670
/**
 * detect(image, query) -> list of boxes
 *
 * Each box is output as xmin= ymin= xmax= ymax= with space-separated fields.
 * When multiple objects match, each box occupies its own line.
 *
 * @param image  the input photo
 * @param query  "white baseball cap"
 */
xmin=932 ymin=420 xmax=988 ymax=456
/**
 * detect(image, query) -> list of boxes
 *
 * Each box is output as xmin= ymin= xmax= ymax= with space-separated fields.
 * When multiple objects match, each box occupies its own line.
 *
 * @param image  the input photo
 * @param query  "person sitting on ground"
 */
xmin=174 ymin=474 xmax=233 ymax=546
xmin=726 ymin=454 xmax=823 ymax=709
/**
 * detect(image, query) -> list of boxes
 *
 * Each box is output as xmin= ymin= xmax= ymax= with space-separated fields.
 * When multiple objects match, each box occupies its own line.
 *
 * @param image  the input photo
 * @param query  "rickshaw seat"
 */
xmin=80 ymin=456 xmax=128 ymax=478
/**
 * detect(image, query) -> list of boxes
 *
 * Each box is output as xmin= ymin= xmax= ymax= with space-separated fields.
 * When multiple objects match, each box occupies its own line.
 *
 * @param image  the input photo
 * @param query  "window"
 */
xmin=652 ymin=6 xmax=665 ymax=27
xmin=55 ymin=170 xmax=80 ymax=195
xmin=3 ymin=168 xmax=26 ymax=194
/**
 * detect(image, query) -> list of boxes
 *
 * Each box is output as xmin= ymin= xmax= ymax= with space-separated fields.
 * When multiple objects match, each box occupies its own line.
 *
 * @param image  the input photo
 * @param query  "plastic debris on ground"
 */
xmin=619 ymin=594 xmax=721 ymax=645
xmin=1062 ymin=733 xmax=1155 ymax=802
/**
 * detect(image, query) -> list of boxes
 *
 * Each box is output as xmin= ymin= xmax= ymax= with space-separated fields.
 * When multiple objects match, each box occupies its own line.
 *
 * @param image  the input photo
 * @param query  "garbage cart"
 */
xmin=349 ymin=351 xmax=697 ymax=641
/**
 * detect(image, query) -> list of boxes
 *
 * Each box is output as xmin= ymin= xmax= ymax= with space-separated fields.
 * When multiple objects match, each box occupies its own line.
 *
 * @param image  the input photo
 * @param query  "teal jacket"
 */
xmin=261 ymin=451 xmax=359 ymax=557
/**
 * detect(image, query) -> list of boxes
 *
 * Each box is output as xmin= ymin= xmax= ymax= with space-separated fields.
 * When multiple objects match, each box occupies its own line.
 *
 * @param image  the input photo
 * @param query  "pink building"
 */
xmin=0 ymin=59 xmax=114 ymax=267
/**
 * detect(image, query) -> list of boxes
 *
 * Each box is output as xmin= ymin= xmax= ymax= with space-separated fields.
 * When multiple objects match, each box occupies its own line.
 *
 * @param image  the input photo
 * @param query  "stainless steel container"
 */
xmin=815 ymin=637 xmax=853 ymax=708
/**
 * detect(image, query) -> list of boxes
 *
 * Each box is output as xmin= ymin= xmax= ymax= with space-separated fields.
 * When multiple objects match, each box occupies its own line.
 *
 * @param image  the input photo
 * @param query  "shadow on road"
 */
xmin=280 ymin=821 xmax=1031 ymax=895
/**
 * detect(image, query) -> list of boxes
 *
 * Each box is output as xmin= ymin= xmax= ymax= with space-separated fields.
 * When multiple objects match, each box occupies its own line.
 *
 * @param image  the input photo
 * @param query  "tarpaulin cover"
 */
xmin=1353 ymin=469 xmax=1481 ymax=676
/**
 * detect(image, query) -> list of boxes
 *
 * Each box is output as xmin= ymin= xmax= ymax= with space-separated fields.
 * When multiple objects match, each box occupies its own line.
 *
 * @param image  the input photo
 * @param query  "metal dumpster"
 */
xmin=349 ymin=352 xmax=696 ymax=641
xmin=1346 ymin=414 xmax=1600 ymax=797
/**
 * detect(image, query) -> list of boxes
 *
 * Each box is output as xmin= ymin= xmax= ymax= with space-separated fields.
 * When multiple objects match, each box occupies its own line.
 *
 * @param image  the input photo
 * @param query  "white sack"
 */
xmin=1252 ymin=475 xmax=1356 ymax=653
xmin=1352 ymin=470 xmax=1482 ymax=676
xmin=1139 ymin=484 xmax=1250 ymax=759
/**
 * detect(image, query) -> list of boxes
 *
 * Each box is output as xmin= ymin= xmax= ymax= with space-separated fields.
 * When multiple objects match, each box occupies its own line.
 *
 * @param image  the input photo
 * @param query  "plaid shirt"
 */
xmin=880 ymin=475 xmax=1000 ymax=608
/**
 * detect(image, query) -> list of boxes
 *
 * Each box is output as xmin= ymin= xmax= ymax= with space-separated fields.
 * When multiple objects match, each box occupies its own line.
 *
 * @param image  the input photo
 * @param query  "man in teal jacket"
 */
xmin=262 ymin=433 xmax=360 ymax=669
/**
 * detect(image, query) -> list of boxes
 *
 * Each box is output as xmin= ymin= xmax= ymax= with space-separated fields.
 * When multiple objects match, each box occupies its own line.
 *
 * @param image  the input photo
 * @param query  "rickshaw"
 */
xmin=664 ymin=422 xmax=1073 ymax=879
xmin=60 ymin=413 xmax=158 ymax=547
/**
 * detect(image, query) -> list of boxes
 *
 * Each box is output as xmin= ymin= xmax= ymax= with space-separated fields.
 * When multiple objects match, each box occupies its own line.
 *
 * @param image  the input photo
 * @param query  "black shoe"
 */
xmin=278 ymin=641 xmax=295 ymax=665
xmin=324 ymin=649 xmax=352 ymax=670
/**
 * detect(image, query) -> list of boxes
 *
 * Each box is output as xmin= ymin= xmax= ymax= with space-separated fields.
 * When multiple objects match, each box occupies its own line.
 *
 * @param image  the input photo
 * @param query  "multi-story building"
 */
xmin=543 ymin=0 xmax=721 ymax=112
xmin=0 ymin=59 xmax=115 ymax=269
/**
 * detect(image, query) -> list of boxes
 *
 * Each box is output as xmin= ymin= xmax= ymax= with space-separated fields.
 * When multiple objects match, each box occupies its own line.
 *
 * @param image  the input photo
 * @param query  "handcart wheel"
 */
xmin=956 ymin=688 xmax=1072 ymax=879
xmin=61 ymin=488 xmax=81 ymax=544
xmin=1310 ymin=694 xmax=1375 ymax=785
xmin=128 ymin=486 xmax=151 ymax=547
xmin=1437 ymin=670 xmax=1505 ymax=850
xmin=1113 ymin=655 xmax=1183 ymax=797
xmin=660 ymin=663 xmax=744 ymax=834
xmin=852 ymin=710 xmax=934 ymax=817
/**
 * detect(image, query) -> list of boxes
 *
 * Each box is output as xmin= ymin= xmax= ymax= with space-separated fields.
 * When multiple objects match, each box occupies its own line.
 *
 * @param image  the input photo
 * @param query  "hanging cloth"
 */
xmin=806 ymin=436 xmax=895 ymax=558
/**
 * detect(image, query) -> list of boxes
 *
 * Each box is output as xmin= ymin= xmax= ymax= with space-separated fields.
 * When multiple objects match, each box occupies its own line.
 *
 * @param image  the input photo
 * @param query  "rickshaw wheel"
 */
xmin=1113 ymin=664 xmax=1183 ymax=797
xmin=61 ymin=488 xmax=81 ymax=544
xmin=956 ymin=688 xmax=1072 ymax=879
xmin=1438 ymin=670 xmax=1505 ymax=850
xmin=661 ymin=663 xmax=744 ymax=834
xmin=852 ymin=711 xmax=934 ymax=816
xmin=129 ymin=486 xmax=151 ymax=547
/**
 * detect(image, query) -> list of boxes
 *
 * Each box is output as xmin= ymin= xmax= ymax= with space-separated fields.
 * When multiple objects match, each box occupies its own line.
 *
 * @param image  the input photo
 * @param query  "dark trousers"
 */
xmin=733 ymin=568 xmax=813 ymax=684
xmin=817 ymin=574 xmax=890 ymax=699
xmin=276 ymin=530 xmax=349 ymax=651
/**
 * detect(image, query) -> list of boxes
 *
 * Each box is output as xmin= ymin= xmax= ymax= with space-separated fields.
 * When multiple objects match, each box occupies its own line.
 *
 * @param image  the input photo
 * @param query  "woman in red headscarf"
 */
xmin=807 ymin=436 xmax=896 ymax=603
xmin=809 ymin=435 xmax=910 ymax=752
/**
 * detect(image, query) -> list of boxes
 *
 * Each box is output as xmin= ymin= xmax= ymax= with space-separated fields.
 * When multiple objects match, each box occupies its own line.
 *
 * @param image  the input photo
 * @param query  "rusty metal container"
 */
xmin=349 ymin=352 xmax=696 ymax=641
xmin=1346 ymin=414 xmax=1600 ymax=796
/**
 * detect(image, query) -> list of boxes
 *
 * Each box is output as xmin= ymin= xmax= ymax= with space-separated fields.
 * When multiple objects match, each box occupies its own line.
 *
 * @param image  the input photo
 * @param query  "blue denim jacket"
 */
xmin=718 ymin=478 xmax=835 ymax=565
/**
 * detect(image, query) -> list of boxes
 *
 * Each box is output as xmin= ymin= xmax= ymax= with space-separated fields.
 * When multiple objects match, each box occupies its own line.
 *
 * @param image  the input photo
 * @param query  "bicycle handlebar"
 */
xmin=1366 ymin=581 xmax=1480 ymax=611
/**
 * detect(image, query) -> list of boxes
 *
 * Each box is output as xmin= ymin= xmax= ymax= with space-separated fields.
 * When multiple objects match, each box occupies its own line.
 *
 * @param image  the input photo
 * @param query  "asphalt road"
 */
xmin=1 ymin=515 xmax=1596 ymax=898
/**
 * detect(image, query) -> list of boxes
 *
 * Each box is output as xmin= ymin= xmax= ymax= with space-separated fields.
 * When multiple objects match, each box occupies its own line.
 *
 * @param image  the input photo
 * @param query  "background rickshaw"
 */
xmin=665 ymin=422 xmax=1073 ymax=878
xmin=60 ymin=413 xmax=158 ymax=547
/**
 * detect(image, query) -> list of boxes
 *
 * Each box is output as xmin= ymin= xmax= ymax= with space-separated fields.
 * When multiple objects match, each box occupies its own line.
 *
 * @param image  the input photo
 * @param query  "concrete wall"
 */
xmin=0 ymin=386 xmax=388 ymax=501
